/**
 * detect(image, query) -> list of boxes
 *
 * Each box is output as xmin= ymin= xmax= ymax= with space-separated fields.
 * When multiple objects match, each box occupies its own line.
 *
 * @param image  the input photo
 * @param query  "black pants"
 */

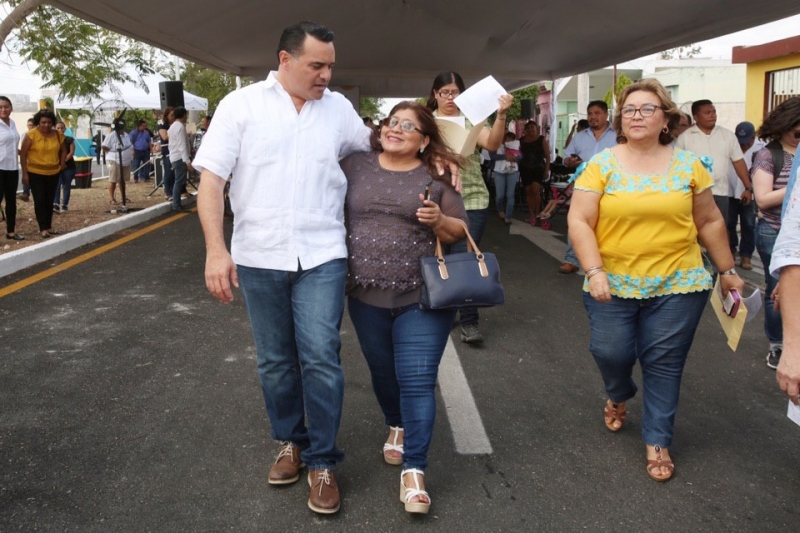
xmin=29 ymin=172 xmax=59 ymax=231
xmin=0 ymin=168 xmax=19 ymax=234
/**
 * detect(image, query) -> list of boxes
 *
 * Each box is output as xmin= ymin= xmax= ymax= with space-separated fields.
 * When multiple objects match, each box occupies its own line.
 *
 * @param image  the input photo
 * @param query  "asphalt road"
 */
xmin=1 ymin=207 xmax=798 ymax=532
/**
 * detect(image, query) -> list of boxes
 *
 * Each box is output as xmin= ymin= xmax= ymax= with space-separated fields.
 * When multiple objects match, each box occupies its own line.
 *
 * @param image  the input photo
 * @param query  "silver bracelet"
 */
xmin=585 ymin=266 xmax=604 ymax=279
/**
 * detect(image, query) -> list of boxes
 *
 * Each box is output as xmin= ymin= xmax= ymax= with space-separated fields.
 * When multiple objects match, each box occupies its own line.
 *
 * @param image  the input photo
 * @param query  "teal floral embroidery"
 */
xmin=583 ymin=267 xmax=713 ymax=298
xmin=568 ymin=161 xmax=589 ymax=183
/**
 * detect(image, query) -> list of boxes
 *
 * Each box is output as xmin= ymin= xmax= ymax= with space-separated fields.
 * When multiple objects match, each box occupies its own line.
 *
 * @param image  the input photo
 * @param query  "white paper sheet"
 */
xmin=453 ymin=76 xmax=507 ymax=125
xmin=743 ymin=288 xmax=762 ymax=324
xmin=787 ymin=401 xmax=800 ymax=427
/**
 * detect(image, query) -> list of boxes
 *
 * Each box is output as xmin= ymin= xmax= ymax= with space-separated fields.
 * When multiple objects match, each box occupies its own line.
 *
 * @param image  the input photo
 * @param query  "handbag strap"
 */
xmin=433 ymin=220 xmax=489 ymax=279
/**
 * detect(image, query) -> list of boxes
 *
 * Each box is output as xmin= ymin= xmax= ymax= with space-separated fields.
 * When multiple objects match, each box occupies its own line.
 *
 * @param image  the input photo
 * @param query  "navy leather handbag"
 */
xmin=419 ymin=222 xmax=505 ymax=309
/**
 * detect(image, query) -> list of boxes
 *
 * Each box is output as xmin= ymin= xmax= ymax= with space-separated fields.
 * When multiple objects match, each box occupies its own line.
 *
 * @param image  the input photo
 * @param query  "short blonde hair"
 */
xmin=612 ymin=78 xmax=681 ymax=145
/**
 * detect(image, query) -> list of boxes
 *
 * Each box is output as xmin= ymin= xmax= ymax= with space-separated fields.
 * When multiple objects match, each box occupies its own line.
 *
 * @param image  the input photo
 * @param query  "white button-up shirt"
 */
xmin=193 ymin=72 xmax=371 ymax=271
xmin=676 ymin=125 xmax=744 ymax=196
xmin=0 ymin=118 xmax=20 ymax=171
xmin=168 ymin=120 xmax=191 ymax=164
xmin=102 ymin=130 xmax=133 ymax=166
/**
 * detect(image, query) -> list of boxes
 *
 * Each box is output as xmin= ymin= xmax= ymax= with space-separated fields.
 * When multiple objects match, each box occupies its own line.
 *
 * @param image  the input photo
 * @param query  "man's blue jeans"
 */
xmin=755 ymin=219 xmax=783 ymax=343
xmin=582 ymin=290 xmax=709 ymax=447
xmin=132 ymin=150 xmax=150 ymax=181
xmin=727 ymin=197 xmax=755 ymax=258
xmin=347 ymin=297 xmax=455 ymax=471
xmin=171 ymin=160 xmax=187 ymax=210
xmin=238 ymin=259 xmax=347 ymax=470
xmin=450 ymin=208 xmax=488 ymax=327
xmin=494 ymin=172 xmax=518 ymax=219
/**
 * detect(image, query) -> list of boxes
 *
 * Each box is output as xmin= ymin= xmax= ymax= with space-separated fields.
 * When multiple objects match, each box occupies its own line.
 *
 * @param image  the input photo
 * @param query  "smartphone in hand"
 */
xmin=722 ymin=289 xmax=741 ymax=318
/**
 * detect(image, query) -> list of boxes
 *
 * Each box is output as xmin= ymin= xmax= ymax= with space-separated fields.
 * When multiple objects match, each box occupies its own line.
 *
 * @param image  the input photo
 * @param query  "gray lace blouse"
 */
xmin=341 ymin=151 xmax=468 ymax=309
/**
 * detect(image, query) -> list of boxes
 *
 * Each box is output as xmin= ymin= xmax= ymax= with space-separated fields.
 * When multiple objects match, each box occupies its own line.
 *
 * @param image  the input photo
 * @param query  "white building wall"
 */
xmin=645 ymin=64 xmax=746 ymax=132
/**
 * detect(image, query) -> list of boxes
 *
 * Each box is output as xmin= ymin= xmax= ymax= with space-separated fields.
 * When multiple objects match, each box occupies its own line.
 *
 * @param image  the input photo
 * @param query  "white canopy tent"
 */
xmin=46 ymin=0 xmax=800 ymax=97
xmin=54 ymin=72 xmax=208 ymax=111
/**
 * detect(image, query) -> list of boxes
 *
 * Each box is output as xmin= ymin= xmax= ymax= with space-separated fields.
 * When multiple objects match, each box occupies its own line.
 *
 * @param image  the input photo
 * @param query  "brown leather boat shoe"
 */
xmin=268 ymin=441 xmax=304 ymax=485
xmin=307 ymin=469 xmax=340 ymax=514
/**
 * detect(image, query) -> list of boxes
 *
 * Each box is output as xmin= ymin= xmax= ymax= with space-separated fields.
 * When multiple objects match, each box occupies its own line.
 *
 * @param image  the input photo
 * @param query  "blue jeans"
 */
xmin=132 ymin=150 xmax=150 ymax=181
xmin=347 ymin=297 xmax=455 ymax=471
xmin=171 ymin=160 xmax=187 ymax=210
xmin=582 ymin=290 xmax=709 ymax=447
xmin=162 ymin=156 xmax=174 ymax=197
xmin=450 ymin=208 xmax=488 ymax=327
xmin=727 ymin=198 xmax=755 ymax=258
xmin=238 ymin=259 xmax=347 ymax=470
xmin=53 ymin=167 xmax=74 ymax=208
xmin=755 ymin=219 xmax=783 ymax=342
xmin=494 ymin=171 xmax=518 ymax=219
xmin=564 ymin=237 xmax=579 ymax=267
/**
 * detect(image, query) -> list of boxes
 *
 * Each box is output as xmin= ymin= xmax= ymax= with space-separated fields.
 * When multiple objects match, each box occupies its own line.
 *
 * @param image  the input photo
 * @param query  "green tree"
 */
xmin=1 ymin=0 xmax=156 ymax=100
xmin=505 ymin=85 xmax=539 ymax=123
xmin=604 ymin=73 xmax=634 ymax=108
xmin=358 ymin=96 xmax=384 ymax=119
xmin=659 ymin=44 xmax=702 ymax=59
xmin=181 ymin=61 xmax=252 ymax=113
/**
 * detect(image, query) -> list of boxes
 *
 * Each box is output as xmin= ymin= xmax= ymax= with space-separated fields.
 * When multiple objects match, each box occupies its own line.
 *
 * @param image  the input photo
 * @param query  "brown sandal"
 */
xmin=646 ymin=445 xmax=674 ymax=482
xmin=604 ymin=399 xmax=626 ymax=432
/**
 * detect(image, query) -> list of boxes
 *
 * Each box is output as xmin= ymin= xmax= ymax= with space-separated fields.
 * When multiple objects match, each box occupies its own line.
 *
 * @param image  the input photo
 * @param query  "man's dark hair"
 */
xmin=277 ymin=21 xmax=334 ymax=58
xmin=587 ymin=100 xmax=608 ymax=113
xmin=691 ymin=99 xmax=713 ymax=116
xmin=138 ymin=118 xmax=147 ymax=125
xmin=173 ymin=106 xmax=187 ymax=120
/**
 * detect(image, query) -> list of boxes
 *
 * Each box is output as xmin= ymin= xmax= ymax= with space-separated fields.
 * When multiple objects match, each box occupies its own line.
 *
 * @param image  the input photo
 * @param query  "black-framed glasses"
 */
xmin=387 ymin=117 xmax=423 ymax=134
xmin=437 ymin=89 xmax=460 ymax=99
xmin=620 ymin=104 xmax=662 ymax=119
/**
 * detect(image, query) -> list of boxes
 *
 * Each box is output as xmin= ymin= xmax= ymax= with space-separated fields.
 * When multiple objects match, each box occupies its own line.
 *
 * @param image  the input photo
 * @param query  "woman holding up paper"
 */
xmin=568 ymin=79 xmax=743 ymax=482
xmin=425 ymin=71 xmax=513 ymax=344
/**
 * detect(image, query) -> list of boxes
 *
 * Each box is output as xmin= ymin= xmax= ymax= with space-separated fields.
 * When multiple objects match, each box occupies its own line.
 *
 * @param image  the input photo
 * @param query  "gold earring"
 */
xmin=662 ymin=125 xmax=669 ymax=134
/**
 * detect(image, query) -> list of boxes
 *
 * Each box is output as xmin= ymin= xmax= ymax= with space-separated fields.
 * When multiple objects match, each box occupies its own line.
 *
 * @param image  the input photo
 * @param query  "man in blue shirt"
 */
xmin=129 ymin=119 xmax=153 ymax=183
xmin=559 ymin=100 xmax=618 ymax=273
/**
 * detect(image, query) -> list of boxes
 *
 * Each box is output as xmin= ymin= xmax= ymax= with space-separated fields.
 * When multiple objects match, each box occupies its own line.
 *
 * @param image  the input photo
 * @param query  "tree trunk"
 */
xmin=0 ymin=0 xmax=44 ymax=52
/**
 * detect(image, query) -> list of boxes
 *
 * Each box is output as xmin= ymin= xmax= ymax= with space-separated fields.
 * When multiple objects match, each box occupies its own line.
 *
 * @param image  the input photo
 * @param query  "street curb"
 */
xmin=0 ymin=199 xmax=188 ymax=279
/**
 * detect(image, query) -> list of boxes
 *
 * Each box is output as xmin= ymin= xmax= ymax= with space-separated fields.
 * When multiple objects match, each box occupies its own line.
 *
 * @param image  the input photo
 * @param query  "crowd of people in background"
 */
xmin=0 ymin=101 xmax=212 ymax=238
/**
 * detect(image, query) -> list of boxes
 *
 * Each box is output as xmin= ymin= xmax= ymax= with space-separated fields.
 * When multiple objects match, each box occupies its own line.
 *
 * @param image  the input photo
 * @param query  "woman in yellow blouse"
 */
xmin=568 ymin=79 xmax=744 ymax=482
xmin=20 ymin=109 xmax=65 ymax=238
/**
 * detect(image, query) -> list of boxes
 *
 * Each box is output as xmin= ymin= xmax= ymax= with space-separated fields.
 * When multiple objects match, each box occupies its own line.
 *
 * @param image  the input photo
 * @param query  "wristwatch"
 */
xmin=720 ymin=267 xmax=737 ymax=275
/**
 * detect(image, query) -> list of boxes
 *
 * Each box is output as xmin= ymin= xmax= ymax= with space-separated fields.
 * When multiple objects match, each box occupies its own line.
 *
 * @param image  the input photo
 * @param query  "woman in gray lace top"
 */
xmin=341 ymin=101 xmax=467 ymax=514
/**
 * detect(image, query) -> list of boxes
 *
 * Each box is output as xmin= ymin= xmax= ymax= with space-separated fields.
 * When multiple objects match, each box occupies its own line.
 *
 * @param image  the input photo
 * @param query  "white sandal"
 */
xmin=383 ymin=426 xmax=403 ymax=465
xmin=399 ymin=468 xmax=430 ymax=514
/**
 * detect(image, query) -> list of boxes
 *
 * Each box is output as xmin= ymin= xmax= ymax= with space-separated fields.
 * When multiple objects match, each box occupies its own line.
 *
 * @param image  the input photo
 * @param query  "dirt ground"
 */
xmin=0 ymin=177 xmax=194 ymax=255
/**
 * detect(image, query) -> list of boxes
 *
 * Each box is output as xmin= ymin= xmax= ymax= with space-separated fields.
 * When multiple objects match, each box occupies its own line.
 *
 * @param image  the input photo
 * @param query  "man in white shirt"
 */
xmin=194 ymin=21 xmax=371 ymax=515
xmin=676 ymin=99 xmax=754 ymax=223
xmin=102 ymin=120 xmax=133 ymax=206
xmin=167 ymin=106 xmax=192 ymax=212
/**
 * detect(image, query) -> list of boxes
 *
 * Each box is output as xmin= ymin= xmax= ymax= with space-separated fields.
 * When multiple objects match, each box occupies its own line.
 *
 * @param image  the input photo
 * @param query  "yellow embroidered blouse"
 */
xmin=573 ymin=148 xmax=714 ymax=299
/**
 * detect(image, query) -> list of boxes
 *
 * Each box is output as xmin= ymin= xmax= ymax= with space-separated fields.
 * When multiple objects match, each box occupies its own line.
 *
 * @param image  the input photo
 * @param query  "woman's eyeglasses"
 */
xmin=386 ymin=117 xmax=423 ymax=134
xmin=620 ymin=104 xmax=662 ymax=119
xmin=436 ymin=90 xmax=460 ymax=99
